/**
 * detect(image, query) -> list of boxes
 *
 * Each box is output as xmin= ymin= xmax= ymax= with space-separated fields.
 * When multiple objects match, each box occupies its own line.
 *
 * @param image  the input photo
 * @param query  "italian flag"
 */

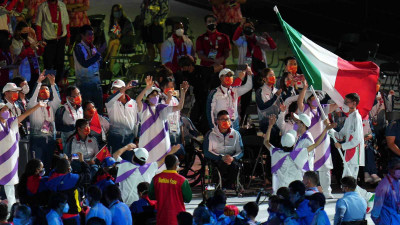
xmin=275 ymin=7 xmax=379 ymax=118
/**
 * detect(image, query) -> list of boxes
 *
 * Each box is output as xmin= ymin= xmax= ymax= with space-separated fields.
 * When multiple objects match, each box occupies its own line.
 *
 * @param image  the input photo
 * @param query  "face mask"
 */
xmin=220 ymin=121 xmax=231 ymax=129
xmin=288 ymin=65 xmax=297 ymax=74
xmin=86 ymin=36 xmax=94 ymax=44
xmin=286 ymin=79 xmax=292 ymax=87
xmin=243 ymin=27 xmax=254 ymax=36
xmin=224 ymin=76 xmax=234 ymax=86
xmin=13 ymin=218 xmax=27 ymax=225
xmin=175 ymin=28 xmax=184 ymax=37
xmin=394 ymin=169 xmax=400 ymax=179
xmin=83 ymin=127 xmax=91 ymax=135
xmin=39 ymin=168 xmax=45 ymax=177
xmin=342 ymin=105 xmax=349 ymax=113
xmin=207 ymin=23 xmax=217 ymax=31
xmin=63 ymin=203 xmax=70 ymax=213
xmin=22 ymin=85 xmax=29 ymax=94
xmin=39 ymin=89 xmax=50 ymax=100
xmin=376 ymin=84 xmax=380 ymax=93
xmin=74 ymin=95 xmax=82 ymax=106
xmin=164 ymin=88 xmax=174 ymax=95
xmin=21 ymin=33 xmax=28 ymax=39
xmin=1 ymin=110 xmax=10 ymax=120
xmin=111 ymin=89 xmax=118 ymax=94
xmin=149 ymin=96 xmax=159 ymax=105
xmin=311 ymin=99 xmax=319 ymax=107
xmin=87 ymin=108 xmax=96 ymax=117
xmin=113 ymin=11 xmax=122 ymax=18
xmin=11 ymin=92 xmax=19 ymax=101
xmin=267 ymin=76 xmax=276 ymax=85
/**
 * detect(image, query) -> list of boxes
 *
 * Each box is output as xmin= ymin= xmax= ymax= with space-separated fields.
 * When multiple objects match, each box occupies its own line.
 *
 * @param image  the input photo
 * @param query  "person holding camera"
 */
xmin=105 ymin=79 xmax=138 ymax=161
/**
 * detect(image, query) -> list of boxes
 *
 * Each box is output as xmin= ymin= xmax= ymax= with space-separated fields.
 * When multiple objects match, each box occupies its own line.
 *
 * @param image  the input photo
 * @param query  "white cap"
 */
xmin=2 ymin=83 xmax=22 ymax=93
xmin=145 ymin=86 xmax=161 ymax=98
xmin=281 ymin=133 xmax=296 ymax=147
xmin=219 ymin=68 xmax=234 ymax=78
xmin=0 ymin=103 xmax=7 ymax=110
xmin=111 ymin=79 xmax=125 ymax=89
xmin=134 ymin=148 xmax=149 ymax=161
xmin=287 ymin=129 xmax=298 ymax=138
xmin=293 ymin=113 xmax=311 ymax=127
xmin=304 ymin=90 xmax=325 ymax=102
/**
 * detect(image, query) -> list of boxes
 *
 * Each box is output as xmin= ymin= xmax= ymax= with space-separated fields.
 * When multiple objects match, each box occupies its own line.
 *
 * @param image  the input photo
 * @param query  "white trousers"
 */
xmin=4 ymin=185 xmax=16 ymax=212
xmin=342 ymin=164 xmax=373 ymax=202
xmin=272 ymin=173 xmax=278 ymax=194
xmin=318 ymin=169 xmax=332 ymax=197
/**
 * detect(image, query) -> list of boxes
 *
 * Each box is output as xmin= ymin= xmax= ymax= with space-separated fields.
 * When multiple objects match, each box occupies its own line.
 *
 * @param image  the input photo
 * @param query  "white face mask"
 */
xmin=342 ymin=105 xmax=349 ymax=113
xmin=175 ymin=28 xmax=184 ymax=37
xmin=22 ymin=85 xmax=30 ymax=95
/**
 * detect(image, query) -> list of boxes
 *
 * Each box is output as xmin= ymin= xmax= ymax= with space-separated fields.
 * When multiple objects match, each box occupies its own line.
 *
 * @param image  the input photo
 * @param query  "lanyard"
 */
xmin=66 ymin=101 xmax=77 ymax=121
xmin=208 ymin=34 xmax=219 ymax=49
xmin=387 ymin=175 xmax=400 ymax=210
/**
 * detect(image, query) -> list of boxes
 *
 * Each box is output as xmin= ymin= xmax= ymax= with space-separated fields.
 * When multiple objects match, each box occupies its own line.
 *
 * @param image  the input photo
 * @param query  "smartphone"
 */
xmin=45 ymin=69 xmax=56 ymax=76
xmin=237 ymin=64 xmax=247 ymax=71
xmin=71 ymin=153 xmax=79 ymax=160
xmin=131 ymin=80 xmax=139 ymax=87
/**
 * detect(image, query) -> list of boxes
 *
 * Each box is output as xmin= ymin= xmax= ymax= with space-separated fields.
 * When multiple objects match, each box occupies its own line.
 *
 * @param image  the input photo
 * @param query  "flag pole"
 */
xmin=309 ymin=85 xmax=353 ymax=176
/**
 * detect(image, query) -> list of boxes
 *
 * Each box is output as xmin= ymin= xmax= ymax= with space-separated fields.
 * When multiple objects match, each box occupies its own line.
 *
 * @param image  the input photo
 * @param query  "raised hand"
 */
xmin=171 ymin=144 xmax=181 ymax=153
xmin=167 ymin=89 xmax=174 ymax=99
xmin=245 ymin=65 xmax=253 ymax=75
xmin=275 ymin=89 xmax=282 ymax=96
xmin=38 ymin=70 xmax=46 ymax=83
xmin=268 ymin=114 xmax=277 ymax=126
xmin=180 ymin=81 xmax=189 ymax=94
xmin=47 ymin=74 xmax=56 ymax=85
xmin=279 ymin=103 xmax=286 ymax=112
xmin=126 ymin=143 xmax=137 ymax=150
xmin=145 ymin=76 xmax=154 ymax=89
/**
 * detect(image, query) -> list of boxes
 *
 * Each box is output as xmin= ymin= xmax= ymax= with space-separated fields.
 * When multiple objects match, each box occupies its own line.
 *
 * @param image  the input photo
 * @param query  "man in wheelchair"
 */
xmin=203 ymin=110 xmax=244 ymax=190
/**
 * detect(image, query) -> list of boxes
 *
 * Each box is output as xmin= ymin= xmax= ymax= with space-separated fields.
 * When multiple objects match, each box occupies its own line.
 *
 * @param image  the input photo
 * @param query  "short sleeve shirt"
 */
xmin=386 ymin=119 xmax=400 ymax=148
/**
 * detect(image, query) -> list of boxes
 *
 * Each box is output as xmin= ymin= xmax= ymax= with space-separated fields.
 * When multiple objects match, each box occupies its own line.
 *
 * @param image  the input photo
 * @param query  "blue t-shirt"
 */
xmin=386 ymin=119 xmax=400 ymax=150
xmin=109 ymin=200 xmax=132 ymax=225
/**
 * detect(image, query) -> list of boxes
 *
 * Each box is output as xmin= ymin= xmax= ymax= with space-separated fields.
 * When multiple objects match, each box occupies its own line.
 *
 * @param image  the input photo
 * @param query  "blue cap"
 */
xmin=103 ymin=157 xmax=116 ymax=167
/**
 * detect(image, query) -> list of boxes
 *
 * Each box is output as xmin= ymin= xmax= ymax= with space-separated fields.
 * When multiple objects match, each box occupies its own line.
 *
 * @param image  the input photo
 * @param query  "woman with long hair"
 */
xmin=104 ymin=4 xmax=134 ymax=72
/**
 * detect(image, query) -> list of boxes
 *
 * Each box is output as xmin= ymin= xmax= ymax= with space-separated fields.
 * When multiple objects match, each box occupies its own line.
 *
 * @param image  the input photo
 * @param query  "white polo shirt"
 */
xmin=105 ymin=93 xmax=138 ymax=132
xmin=115 ymin=158 xmax=158 ymax=206
xmin=67 ymin=135 xmax=99 ymax=161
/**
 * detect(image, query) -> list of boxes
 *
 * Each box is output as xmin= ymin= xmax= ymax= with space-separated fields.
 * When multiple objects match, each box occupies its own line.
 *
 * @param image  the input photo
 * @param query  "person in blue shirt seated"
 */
xmin=289 ymin=180 xmax=314 ymax=225
xmin=85 ymin=185 xmax=112 ymax=225
xmin=104 ymin=184 xmax=132 ymax=225
xmin=129 ymin=182 xmax=157 ymax=225
xmin=303 ymin=171 xmax=320 ymax=197
xmin=334 ymin=176 xmax=367 ymax=225
xmin=308 ymin=193 xmax=330 ymax=225
xmin=46 ymin=192 xmax=68 ymax=225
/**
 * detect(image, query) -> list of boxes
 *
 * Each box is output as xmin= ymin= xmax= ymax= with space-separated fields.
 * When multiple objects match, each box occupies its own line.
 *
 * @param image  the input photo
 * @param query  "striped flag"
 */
xmin=274 ymin=6 xmax=379 ymax=118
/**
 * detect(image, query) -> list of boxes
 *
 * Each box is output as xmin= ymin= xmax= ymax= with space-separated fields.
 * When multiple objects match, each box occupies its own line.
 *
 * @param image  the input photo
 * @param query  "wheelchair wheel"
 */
xmin=179 ymin=149 xmax=205 ymax=187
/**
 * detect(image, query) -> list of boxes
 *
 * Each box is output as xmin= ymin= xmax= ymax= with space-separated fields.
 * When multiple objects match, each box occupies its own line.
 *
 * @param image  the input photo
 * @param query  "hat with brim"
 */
xmin=2 ymin=82 xmax=22 ymax=93
xmin=219 ymin=68 xmax=234 ymax=78
xmin=293 ymin=113 xmax=311 ymax=127
xmin=0 ymin=103 xmax=7 ymax=110
xmin=281 ymin=133 xmax=296 ymax=147
xmin=145 ymin=87 xmax=161 ymax=98
xmin=111 ymin=79 xmax=126 ymax=89
xmin=134 ymin=148 xmax=149 ymax=161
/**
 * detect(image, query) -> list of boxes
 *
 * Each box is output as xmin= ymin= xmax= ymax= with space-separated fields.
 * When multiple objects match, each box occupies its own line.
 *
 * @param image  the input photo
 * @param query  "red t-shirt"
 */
xmin=196 ymin=31 xmax=231 ymax=67
xmin=150 ymin=170 xmax=190 ymax=225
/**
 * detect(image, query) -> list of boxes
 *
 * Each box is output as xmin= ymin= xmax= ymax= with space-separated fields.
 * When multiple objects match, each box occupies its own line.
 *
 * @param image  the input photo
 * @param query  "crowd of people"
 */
xmin=1 ymin=0 xmax=400 ymax=224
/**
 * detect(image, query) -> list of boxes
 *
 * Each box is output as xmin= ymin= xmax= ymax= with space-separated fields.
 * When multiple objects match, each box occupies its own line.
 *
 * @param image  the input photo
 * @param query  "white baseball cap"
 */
xmin=287 ymin=129 xmax=298 ymax=138
xmin=304 ymin=90 xmax=325 ymax=102
xmin=2 ymin=83 xmax=22 ymax=93
xmin=281 ymin=133 xmax=296 ymax=147
xmin=145 ymin=86 xmax=161 ymax=98
xmin=134 ymin=148 xmax=149 ymax=161
xmin=219 ymin=68 xmax=234 ymax=78
xmin=0 ymin=103 xmax=7 ymax=110
xmin=111 ymin=79 xmax=125 ymax=89
xmin=293 ymin=113 xmax=311 ymax=127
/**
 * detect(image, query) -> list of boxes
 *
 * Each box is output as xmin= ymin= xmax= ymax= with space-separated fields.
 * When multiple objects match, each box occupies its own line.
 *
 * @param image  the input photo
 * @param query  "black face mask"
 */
xmin=243 ymin=27 xmax=254 ymax=36
xmin=207 ymin=23 xmax=217 ymax=31
xmin=21 ymin=33 xmax=28 ymax=39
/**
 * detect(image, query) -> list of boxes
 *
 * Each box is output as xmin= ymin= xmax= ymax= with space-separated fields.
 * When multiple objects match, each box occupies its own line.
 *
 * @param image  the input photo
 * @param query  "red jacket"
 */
xmin=149 ymin=170 xmax=192 ymax=225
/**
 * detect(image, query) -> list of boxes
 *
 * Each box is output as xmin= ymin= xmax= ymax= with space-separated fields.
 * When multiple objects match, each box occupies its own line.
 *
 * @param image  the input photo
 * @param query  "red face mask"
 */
xmin=286 ymin=79 xmax=292 ymax=87
xmin=86 ymin=35 xmax=94 ymax=45
xmin=87 ymin=108 xmax=96 ymax=117
xmin=220 ymin=121 xmax=231 ymax=129
xmin=164 ymin=88 xmax=174 ymax=95
xmin=11 ymin=92 xmax=19 ymax=101
xmin=267 ymin=76 xmax=276 ymax=85
xmin=376 ymin=84 xmax=380 ymax=93
xmin=83 ymin=127 xmax=91 ymax=135
xmin=224 ymin=76 xmax=234 ymax=86
xmin=39 ymin=89 xmax=50 ymax=100
xmin=74 ymin=96 xmax=82 ymax=106
xmin=288 ymin=65 xmax=297 ymax=74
